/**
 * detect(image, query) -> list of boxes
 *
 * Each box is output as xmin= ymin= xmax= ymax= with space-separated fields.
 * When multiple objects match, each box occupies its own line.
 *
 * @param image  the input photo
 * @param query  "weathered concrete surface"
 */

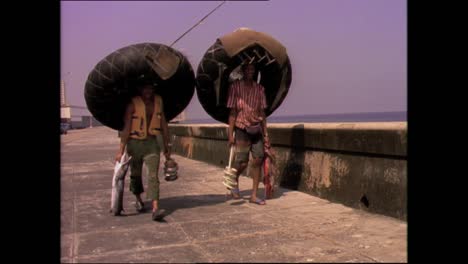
xmin=169 ymin=122 xmax=407 ymax=156
xmin=61 ymin=126 xmax=407 ymax=263
xmin=169 ymin=123 xmax=407 ymax=220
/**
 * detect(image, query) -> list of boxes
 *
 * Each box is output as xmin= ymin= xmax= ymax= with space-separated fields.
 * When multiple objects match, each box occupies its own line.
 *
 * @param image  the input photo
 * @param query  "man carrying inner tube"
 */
xmin=226 ymin=62 xmax=271 ymax=205
xmin=115 ymin=78 xmax=173 ymax=221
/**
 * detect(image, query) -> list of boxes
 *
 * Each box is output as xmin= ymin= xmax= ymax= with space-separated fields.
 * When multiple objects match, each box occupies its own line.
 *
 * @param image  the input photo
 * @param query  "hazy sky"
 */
xmin=61 ymin=0 xmax=406 ymax=120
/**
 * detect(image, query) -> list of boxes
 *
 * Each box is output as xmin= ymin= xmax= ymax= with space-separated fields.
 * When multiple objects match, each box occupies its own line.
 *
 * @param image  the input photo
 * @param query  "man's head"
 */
xmin=138 ymin=84 xmax=155 ymax=100
xmin=241 ymin=63 xmax=256 ymax=81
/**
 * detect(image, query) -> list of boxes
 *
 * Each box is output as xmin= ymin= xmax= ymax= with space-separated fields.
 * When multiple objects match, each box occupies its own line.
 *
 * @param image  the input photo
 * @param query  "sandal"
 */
xmin=152 ymin=208 xmax=164 ymax=221
xmin=228 ymin=187 xmax=241 ymax=199
xmin=135 ymin=201 xmax=146 ymax=212
xmin=249 ymin=197 xmax=266 ymax=205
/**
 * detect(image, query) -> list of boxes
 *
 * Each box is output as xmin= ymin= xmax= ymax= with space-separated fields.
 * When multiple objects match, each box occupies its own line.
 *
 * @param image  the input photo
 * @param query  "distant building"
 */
xmin=61 ymin=106 xmax=71 ymax=123
xmin=61 ymin=79 xmax=102 ymax=128
xmin=61 ymin=80 xmax=72 ymax=124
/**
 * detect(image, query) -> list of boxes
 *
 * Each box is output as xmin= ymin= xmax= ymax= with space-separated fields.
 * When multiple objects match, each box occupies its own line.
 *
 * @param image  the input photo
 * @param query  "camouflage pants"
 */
xmin=127 ymin=136 xmax=161 ymax=200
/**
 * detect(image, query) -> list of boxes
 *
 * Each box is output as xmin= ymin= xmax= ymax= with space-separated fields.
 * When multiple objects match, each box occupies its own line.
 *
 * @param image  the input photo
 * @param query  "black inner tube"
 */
xmin=196 ymin=35 xmax=292 ymax=124
xmin=84 ymin=43 xmax=195 ymax=130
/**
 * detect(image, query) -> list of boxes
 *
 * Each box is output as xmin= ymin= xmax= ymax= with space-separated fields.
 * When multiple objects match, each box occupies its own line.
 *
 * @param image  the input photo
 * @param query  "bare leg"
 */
xmin=229 ymin=162 xmax=247 ymax=199
xmin=152 ymin=200 xmax=159 ymax=212
xmin=151 ymin=199 xmax=164 ymax=221
xmin=235 ymin=162 xmax=248 ymax=182
xmin=231 ymin=140 xmax=250 ymax=198
xmin=135 ymin=194 xmax=145 ymax=212
xmin=250 ymin=157 xmax=265 ymax=205
xmin=136 ymin=194 xmax=144 ymax=204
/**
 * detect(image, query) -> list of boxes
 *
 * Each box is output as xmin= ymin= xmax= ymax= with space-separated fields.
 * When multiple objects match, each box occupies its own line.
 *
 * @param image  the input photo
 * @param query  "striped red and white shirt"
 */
xmin=227 ymin=80 xmax=267 ymax=129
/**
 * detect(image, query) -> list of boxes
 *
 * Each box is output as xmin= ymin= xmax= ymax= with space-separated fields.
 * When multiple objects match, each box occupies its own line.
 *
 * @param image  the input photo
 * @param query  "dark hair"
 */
xmin=241 ymin=62 xmax=256 ymax=72
xmin=137 ymin=83 xmax=154 ymax=90
xmin=136 ymin=82 xmax=158 ymax=97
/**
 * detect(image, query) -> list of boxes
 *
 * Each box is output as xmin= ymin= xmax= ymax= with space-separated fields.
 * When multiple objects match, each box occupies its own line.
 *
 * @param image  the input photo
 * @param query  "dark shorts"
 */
xmin=235 ymin=127 xmax=264 ymax=160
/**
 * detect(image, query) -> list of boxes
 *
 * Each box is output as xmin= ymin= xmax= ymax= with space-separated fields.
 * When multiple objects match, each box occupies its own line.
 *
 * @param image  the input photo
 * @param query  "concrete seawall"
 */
xmin=169 ymin=122 xmax=407 ymax=220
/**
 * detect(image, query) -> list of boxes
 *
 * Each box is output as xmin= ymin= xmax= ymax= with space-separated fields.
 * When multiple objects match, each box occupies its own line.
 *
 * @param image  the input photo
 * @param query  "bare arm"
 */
xmin=260 ymin=86 xmax=269 ymax=143
xmin=261 ymin=110 xmax=272 ymax=151
xmin=159 ymin=97 xmax=171 ymax=159
xmin=261 ymin=110 xmax=268 ymax=137
xmin=262 ymin=110 xmax=270 ymax=142
xmin=228 ymin=108 xmax=237 ymax=146
xmin=115 ymin=103 xmax=134 ymax=161
xmin=160 ymin=113 xmax=171 ymax=159
xmin=227 ymin=82 xmax=238 ymax=146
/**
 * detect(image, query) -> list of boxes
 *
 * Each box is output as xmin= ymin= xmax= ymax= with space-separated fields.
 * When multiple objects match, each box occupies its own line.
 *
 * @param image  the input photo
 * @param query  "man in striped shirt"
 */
xmin=226 ymin=63 xmax=270 ymax=205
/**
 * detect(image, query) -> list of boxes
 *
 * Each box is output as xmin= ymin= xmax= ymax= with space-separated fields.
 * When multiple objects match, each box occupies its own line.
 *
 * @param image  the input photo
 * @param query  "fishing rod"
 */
xmin=169 ymin=1 xmax=227 ymax=47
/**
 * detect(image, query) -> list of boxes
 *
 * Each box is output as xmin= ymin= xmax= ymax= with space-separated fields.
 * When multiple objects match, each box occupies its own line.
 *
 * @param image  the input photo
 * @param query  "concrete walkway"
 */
xmin=61 ymin=127 xmax=407 ymax=263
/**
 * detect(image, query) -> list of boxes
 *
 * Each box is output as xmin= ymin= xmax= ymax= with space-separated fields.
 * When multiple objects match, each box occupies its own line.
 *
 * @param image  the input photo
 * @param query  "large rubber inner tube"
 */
xmin=84 ymin=43 xmax=195 ymax=130
xmin=196 ymin=28 xmax=292 ymax=124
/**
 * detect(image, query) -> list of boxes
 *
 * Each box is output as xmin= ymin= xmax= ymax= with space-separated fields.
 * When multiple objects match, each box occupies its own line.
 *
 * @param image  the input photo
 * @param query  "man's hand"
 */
xmin=164 ymin=150 xmax=171 ymax=160
xmin=264 ymin=135 xmax=271 ymax=149
xmin=115 ymin=152 xmax=123 ymax=163
xmin=264 ymin=140 xmax=276 ymax=162
xmin=165 ymin=141 xmax=172 ymax=159
xmin=228 ymin=134 xmax=235 ymax=146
